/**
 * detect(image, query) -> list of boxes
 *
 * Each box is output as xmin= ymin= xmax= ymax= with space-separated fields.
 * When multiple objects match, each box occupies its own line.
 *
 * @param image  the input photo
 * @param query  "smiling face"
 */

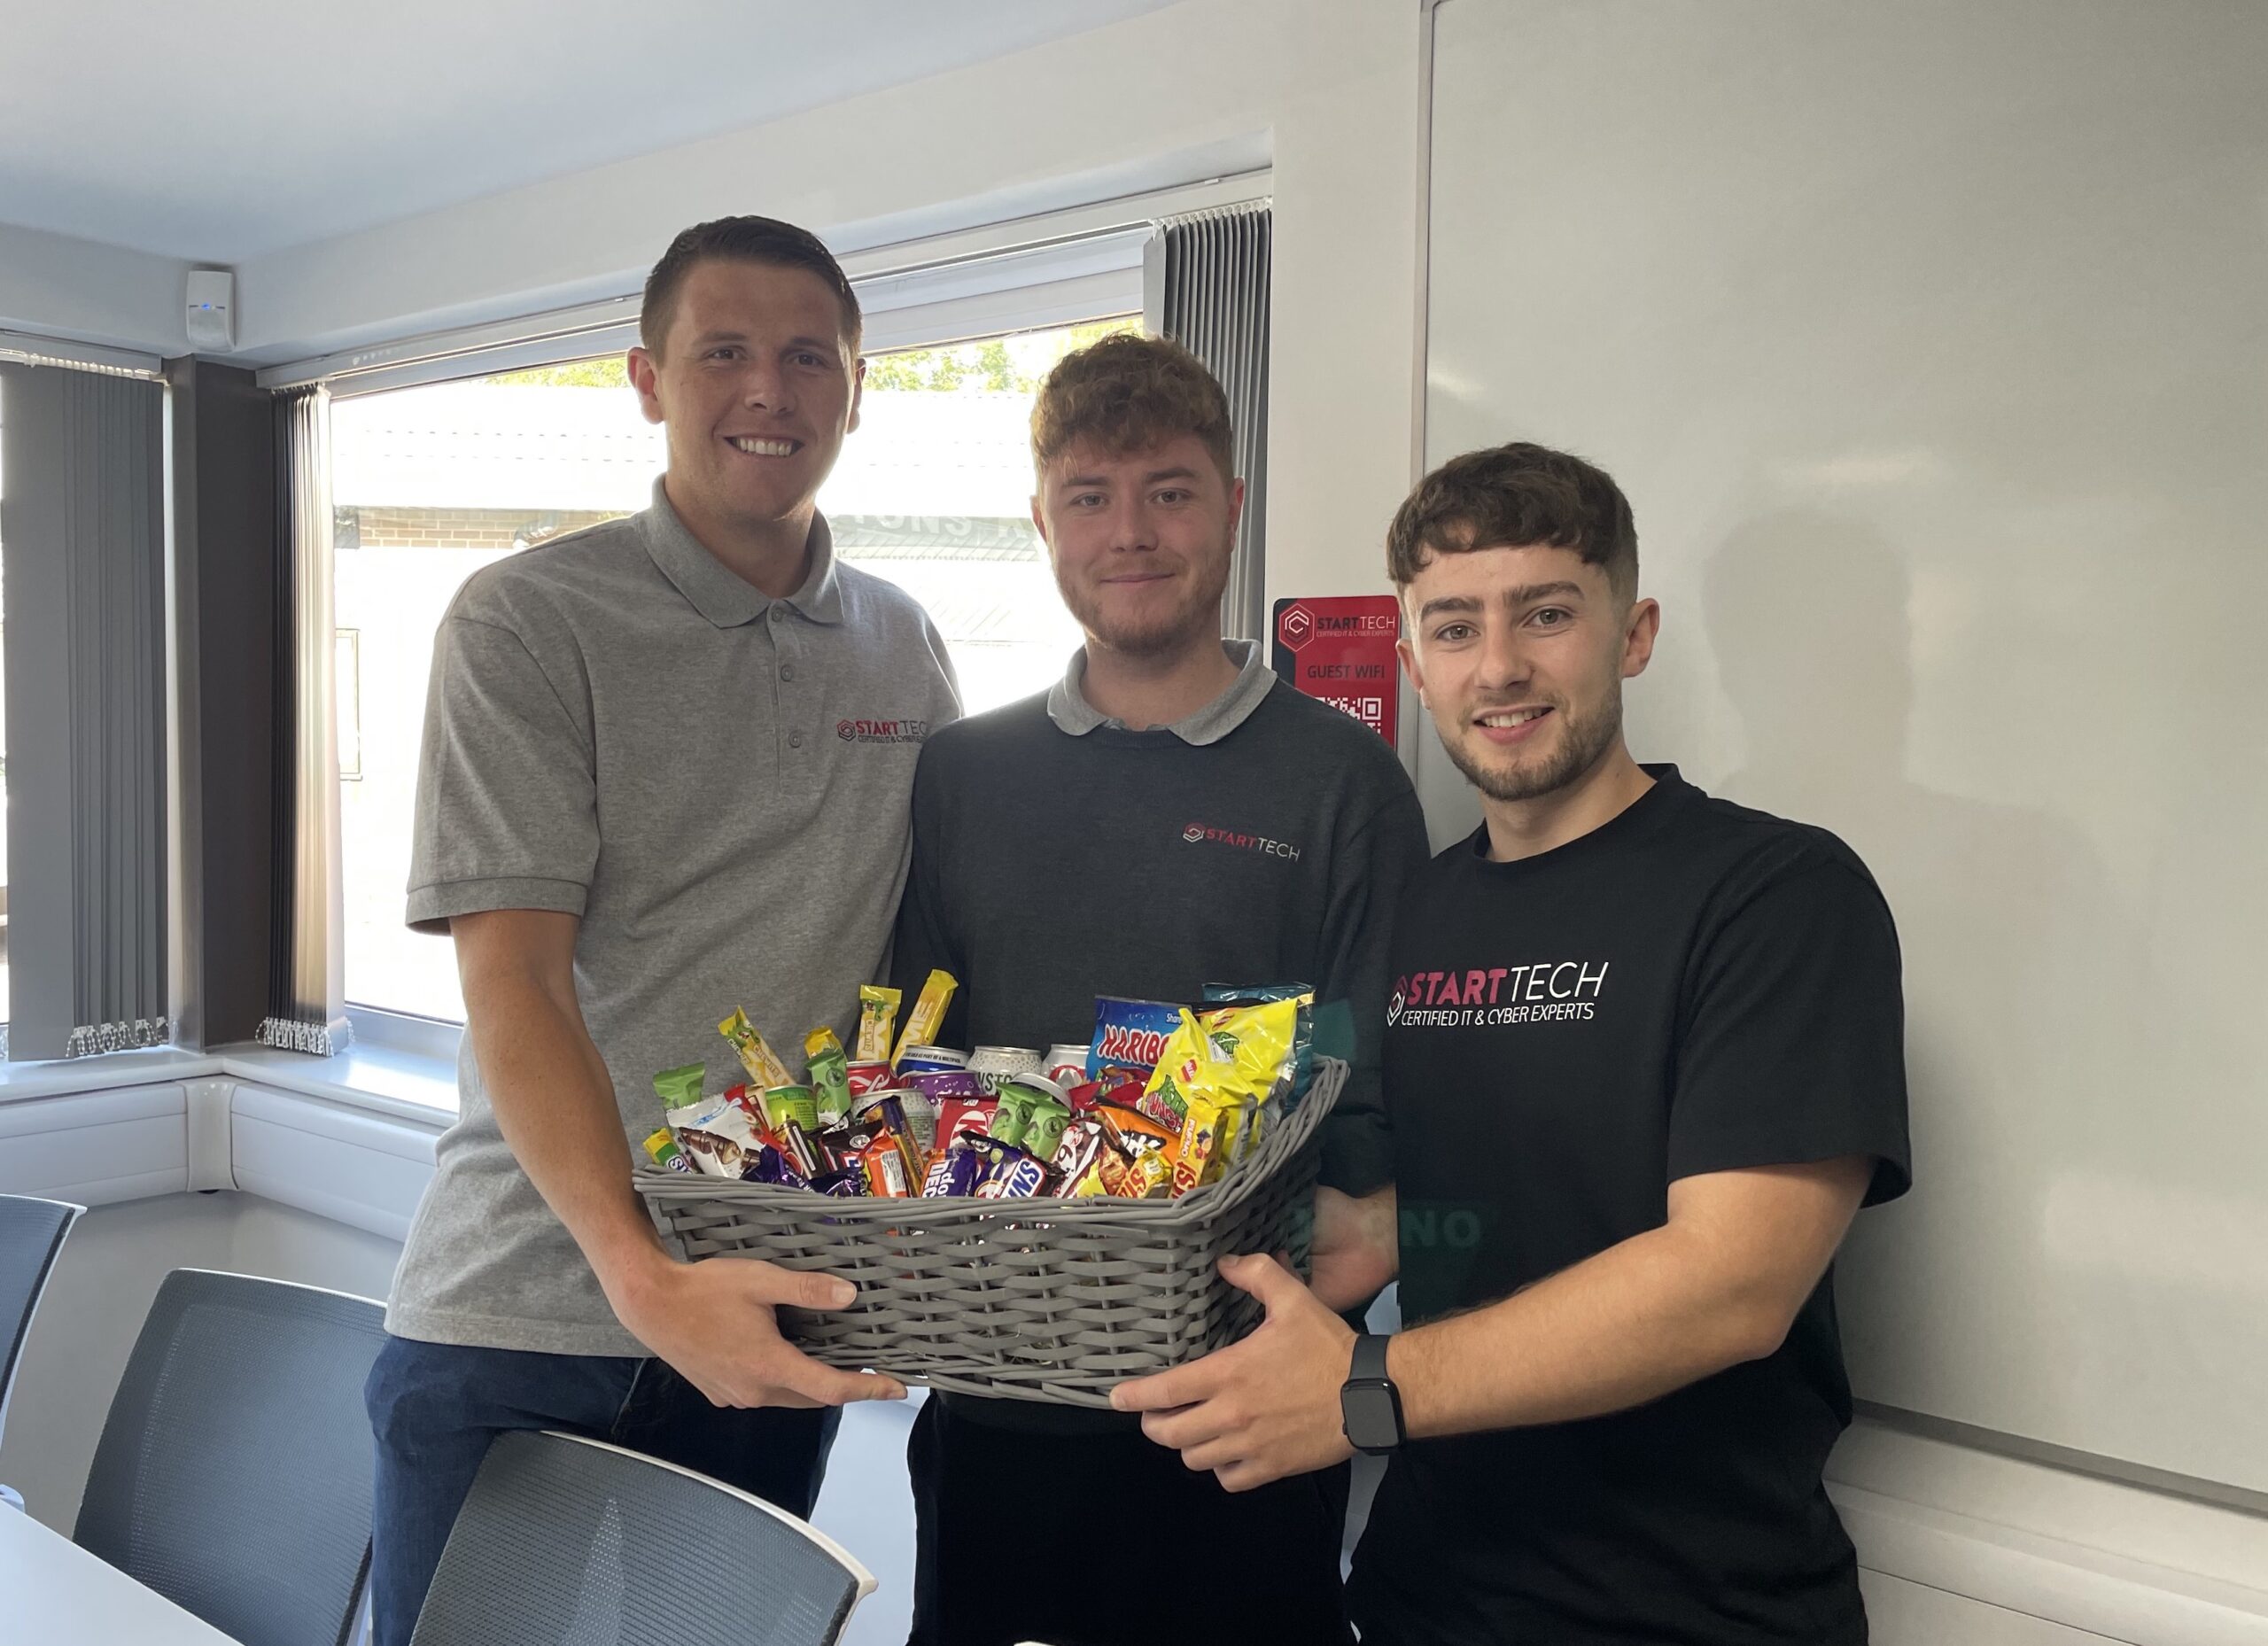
xmin=626 ymin=257 xmax=863 ymax=535
xmin=1398 ymin=542 xmax=1659 ymax=803
xmin=1034 ymin=433 xmax=1245 ymax=657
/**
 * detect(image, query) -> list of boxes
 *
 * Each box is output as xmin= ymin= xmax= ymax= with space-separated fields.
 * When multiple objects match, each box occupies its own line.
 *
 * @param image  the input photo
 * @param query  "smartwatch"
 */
xmin=1340 ymin=1332 xmax=1406 ymax=1455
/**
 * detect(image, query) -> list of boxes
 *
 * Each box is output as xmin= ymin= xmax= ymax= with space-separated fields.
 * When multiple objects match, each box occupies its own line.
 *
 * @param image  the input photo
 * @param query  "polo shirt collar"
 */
xmin=640 ymin=477 xmax=843 ymax=629
xmin=1046 ymin=639 xmax=1275 ymax=745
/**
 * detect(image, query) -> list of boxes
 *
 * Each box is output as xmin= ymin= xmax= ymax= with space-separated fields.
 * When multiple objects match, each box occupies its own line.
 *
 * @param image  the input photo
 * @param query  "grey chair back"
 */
xmin=0 ymin=1194 xmax=82 ymax=1447
xmin=408 ymin=1429 xmax=875 ymax=1646
xmin=74 ymin=1267 xmax=388 ymax=1646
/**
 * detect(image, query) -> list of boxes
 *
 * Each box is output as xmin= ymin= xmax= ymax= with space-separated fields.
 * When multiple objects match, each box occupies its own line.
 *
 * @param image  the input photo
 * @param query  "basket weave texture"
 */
xmin=635 ymin=1057 xmax=1346 ymax=1408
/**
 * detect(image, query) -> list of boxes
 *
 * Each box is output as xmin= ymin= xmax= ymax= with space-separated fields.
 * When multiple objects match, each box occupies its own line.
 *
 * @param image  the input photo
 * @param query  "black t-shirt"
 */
xmin=890 ymin=676 xmax=1431 ymax=1434
xmin=1349 ymin=767 xmax=1910 ymax=1646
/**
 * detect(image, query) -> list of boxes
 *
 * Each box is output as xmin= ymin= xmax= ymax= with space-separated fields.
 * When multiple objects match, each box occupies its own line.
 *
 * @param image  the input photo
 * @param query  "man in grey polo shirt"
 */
xmin=363 ymin=216 xmax=957 ymax=1646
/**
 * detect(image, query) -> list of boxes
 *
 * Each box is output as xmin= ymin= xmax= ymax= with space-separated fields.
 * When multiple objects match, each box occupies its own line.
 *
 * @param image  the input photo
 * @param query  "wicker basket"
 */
xmin=634 ymin=1057 xmax=1345 ymax=1407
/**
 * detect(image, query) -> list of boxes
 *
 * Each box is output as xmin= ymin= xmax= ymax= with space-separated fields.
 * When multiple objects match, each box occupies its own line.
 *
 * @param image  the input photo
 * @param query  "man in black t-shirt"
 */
xmin=1117 ymin=442 xmax=1911 ymax=1645
xmin=891 ymin=334 xmax=1430 ymax=1646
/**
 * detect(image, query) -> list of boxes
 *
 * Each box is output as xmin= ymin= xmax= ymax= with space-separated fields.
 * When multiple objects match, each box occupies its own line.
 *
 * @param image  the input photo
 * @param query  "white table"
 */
xmin=0 ymin=1504 xmax=240 ymax=1642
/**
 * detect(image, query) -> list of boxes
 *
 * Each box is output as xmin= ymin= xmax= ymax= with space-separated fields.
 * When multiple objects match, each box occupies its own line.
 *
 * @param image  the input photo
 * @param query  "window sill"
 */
xmin=0 ymin=1040 xmax=460 ymax=1241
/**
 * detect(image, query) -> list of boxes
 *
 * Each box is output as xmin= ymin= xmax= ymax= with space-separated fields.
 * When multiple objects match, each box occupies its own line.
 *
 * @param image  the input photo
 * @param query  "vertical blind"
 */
xmin=258 ymin=386 xmax=349 ymax=1054
xmin=0 ymin=363 xmax=169 ymax=1060
xmin=1148 ymin=203 xmax=1273 ymax=641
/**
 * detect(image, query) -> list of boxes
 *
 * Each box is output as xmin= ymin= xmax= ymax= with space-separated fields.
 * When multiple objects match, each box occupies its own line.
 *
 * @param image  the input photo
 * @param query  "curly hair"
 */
xmin=1386 ymin=442 xmax=1637 ymax=600
xmin=1030 ymin=332 xmax=1235 ymax=484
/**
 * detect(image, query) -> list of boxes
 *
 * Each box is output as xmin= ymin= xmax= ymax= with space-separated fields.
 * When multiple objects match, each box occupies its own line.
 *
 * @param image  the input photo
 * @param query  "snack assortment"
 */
xmin=649 ymin=972 xmax=1314 ymax=1203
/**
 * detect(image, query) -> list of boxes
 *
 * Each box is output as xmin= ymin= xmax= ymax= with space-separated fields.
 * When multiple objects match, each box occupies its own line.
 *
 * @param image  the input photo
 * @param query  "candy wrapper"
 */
xmin=643 ymin=1129 xmax=693 ymax=1173
xmin=857 ymin=984 xmax=902 ymax=1063
xmin=935 ymin=1095 xmax=999 ymax=1151
xmin=652 ymin=1063 xmax=709 ymax=1119
xmin=964 ymin=1133 xmax=1051 ymax=1200
xmin=719 ymin=1009 xmax=796 ymax=1091
xmin=1089 ymin=996 xmax=1183 ymax=1082
xmin=804 ymin=1027 xmax=854 ymax=1126
xmin=1141 ymin=998 xmax=1301 ymax=1172
xmin=676 ymin=1127 xmax=746 ymax=1178
xmin=744 ymin=1145 xmax=810 ymax=1189
xmin=893 ymin=969 xmax=960 ymax=1066
xmin=922 ymin=1142 xmax=984 ymax=1197
xmin=760 ymin=1083 xmax=820 ymax=1136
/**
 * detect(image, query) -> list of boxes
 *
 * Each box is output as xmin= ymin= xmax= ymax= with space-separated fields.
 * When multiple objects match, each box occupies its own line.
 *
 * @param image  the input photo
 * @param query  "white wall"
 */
xmin=0 ymin=221 xmax=193 ymax=356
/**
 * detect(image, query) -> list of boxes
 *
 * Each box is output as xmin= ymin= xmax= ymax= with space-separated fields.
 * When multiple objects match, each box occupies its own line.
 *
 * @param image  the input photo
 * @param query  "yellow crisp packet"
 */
xmin=1170 ymin=1091 xmax=1239 ymax=1197
xmin=718 ymin=1008 xmax=794 ymax=1091
xmin=892 ymin=968 xmax=959 ymax=1065
xmin=1122 ymin=1150 xmax=1177 ymax=1199
xmin=856 ymin=985 xmax=902 ymax=1062
xmin=1140 ymin=998 xmax=1300 ymax=1192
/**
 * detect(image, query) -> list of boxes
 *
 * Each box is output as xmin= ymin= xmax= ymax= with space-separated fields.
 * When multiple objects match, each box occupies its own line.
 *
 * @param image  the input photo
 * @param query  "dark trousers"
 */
xmin=907 ymin=1393 xmax=1355 ymax=1646
xmin=363 ymin=1334 xmax=839 ymax=1646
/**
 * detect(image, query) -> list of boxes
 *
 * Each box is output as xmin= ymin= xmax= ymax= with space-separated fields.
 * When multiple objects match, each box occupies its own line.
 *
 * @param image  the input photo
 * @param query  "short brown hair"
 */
xmin=1386 ymin=442 xmax=1638 ymax=600
xmin=1030 ymin=332 xmax=1235 ymax=484
xmin=641 ymin=215 xmax=861 ymax=355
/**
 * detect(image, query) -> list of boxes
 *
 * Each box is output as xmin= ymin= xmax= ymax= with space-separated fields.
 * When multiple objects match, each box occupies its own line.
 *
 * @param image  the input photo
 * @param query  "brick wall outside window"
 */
xmin=341 ymin=507 xmax=628 ymax=551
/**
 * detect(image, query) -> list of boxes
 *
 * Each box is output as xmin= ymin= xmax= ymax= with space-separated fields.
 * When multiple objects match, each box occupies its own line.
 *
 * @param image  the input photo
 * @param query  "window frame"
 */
xmin=315 ymin=200 xmax=1273 ymax=1026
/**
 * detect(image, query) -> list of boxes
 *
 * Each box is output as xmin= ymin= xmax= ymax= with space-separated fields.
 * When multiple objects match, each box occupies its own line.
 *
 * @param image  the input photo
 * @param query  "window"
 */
xmin=330 ymin=315 xmax=1132 ymax=1021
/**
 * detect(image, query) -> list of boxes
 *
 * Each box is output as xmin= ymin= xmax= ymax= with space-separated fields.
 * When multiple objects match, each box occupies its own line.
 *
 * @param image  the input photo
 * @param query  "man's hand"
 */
xmin=1309 ymin=1184 xmax=1398 ymax=1313
xmin=1112 ymin=1254 xmax=1356 ymax=1492
xmin=454 ymin=910 xmax=903 ymax=1412
xmin=606 ymin=1252 xmax=906 ymax=1409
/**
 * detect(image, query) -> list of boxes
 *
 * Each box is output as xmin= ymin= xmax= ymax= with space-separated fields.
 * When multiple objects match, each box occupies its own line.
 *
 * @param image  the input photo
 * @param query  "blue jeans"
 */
xmin=363 ymin=1335 xmax=840 ymax=1646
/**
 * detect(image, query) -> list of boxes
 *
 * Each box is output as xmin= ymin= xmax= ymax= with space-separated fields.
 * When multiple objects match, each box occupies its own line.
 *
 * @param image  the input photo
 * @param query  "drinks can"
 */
xmin=897 ymin=1044 xmax=968 ymax=1075
xmin=967 ymin=1044 xmax=1045 ymax=1094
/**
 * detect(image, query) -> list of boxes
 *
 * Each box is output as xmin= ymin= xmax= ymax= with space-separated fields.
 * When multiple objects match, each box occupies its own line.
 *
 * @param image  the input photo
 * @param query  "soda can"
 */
xmin=897 ymin=1044 xmax=968 ymax=1075
xmin=967 ymin=1044 xmax=1045 ymax=1095
xmin=846 ymin=1060 xmax=897 ymax=1097
xmin=1045 ymin=1043 xmax=1092 ymax=1089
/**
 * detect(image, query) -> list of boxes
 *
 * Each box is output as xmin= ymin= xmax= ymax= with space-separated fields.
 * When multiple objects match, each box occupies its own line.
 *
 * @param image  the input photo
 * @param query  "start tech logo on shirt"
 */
xmin=1389 ymin=959 xmax=1611 ymax=1027
xmin=1181 ymin=821 xmax=1304 ymax=861
xmin=835 ymin=717 xmax=932 ymax=744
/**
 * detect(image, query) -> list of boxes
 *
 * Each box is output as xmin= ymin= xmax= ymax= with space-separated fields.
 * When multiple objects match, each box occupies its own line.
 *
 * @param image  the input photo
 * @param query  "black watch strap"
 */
xmin=1351 ymin=1332 xmax=1393 ymax=1383
xmin=1341 ymin=1332 xmax=1405 ymax=1454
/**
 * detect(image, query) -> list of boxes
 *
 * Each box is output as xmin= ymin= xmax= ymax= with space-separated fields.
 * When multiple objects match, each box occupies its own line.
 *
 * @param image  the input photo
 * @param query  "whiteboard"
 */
xmin=1419 ymin=0 xmax=2268 ymax=1493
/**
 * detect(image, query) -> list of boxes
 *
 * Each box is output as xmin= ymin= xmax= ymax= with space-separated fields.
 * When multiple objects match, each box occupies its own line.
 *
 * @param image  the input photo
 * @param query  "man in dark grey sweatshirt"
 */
xmin=890 ymin=332 xmax=1428 ymax=1646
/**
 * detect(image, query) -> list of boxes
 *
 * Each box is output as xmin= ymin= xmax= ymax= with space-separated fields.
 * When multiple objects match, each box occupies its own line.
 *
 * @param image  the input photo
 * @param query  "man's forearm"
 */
xmin=1392 ymin=1222 xmax=1786 ymax=1440
xmin=469 ymin=972 xmax=669 ymax=1306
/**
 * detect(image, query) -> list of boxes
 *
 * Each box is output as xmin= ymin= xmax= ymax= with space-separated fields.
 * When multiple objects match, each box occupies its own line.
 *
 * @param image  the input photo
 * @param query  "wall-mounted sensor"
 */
xmin=186 ymin=269 xmax=234 ymax=351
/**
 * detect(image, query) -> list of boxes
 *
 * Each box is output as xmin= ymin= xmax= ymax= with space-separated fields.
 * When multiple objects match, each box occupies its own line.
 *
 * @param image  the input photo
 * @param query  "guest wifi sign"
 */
xmin=1270 ymin=596 xmax=1401 ymax=748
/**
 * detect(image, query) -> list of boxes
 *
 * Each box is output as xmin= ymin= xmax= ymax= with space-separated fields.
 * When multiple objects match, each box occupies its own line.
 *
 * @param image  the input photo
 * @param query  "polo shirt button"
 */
xmin=781 ymin=663 xmax=796 ymax=681
xmin=788 ymin=731 xmax=804 ymax=749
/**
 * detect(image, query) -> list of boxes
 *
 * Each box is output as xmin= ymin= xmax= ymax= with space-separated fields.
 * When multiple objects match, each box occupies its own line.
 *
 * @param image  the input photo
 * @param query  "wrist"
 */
xmin=593 ymin=1233 xmax=676 ymax=1319
xmin=1340 ymin=1331 xmax=1407 ymax=1454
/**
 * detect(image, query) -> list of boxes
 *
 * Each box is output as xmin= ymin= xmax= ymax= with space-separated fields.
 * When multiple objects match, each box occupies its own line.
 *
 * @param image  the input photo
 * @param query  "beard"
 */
xmin=1057 ymin=551 xmax=1233 ymax=659
xmin=1444 ymin=687 xmax=1625 ymax=803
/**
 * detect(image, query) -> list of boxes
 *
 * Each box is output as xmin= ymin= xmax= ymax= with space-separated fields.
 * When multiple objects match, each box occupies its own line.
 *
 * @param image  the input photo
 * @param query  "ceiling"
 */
xmin=0 ymin=0 xmax=1177 ymax=262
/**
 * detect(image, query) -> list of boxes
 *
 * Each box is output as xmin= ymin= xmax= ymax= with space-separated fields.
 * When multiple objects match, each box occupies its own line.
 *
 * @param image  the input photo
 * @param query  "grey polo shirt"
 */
xmin=1045 ymin=639 xmax=1275 ymax=743
xmin=392 ymin=478 xmax=960 ymax=1355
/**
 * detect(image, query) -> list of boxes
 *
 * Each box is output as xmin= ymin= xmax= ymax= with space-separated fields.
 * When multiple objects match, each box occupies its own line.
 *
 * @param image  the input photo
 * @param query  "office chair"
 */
xmin=408 ymin=1428 xmax=877 ymax=1646
xmin=0 ymin=1192 xmax=83 ymax=1512
xmin=74 ymin=1267 xmax=388 ymax=1646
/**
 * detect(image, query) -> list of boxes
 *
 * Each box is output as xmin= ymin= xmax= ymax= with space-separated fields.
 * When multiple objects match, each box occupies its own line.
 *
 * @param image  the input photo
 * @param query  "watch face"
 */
xmin=1342 ymin=1381 xmax=1402 ymax=1452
